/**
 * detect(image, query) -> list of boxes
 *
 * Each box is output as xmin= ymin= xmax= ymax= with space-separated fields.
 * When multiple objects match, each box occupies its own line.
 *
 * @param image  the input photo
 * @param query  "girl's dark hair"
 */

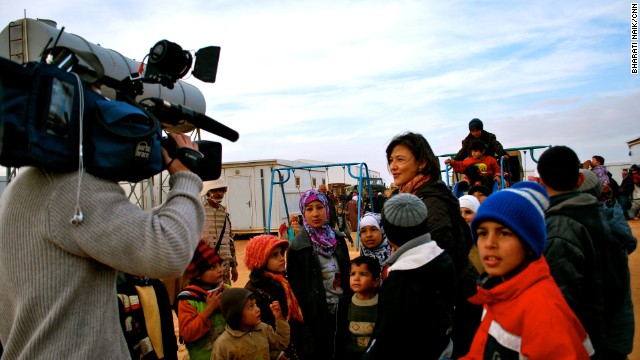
xmin=385 ymin=132 xmax=440 ymax=179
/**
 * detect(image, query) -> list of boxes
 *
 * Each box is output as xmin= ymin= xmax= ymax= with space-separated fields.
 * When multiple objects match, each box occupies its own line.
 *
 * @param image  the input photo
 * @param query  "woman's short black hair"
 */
xmin=385 ymin=132 xmax=440 ymax=179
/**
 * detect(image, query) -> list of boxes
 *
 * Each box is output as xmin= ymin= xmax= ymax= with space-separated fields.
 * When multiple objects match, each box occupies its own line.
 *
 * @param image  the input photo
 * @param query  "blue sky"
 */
xmin=1 ymin=0 xmax=638 ymax=186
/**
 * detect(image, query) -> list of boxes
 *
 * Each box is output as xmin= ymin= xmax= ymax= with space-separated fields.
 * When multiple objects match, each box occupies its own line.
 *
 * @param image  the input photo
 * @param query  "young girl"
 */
xmin=287 ymin=189 xmax=352 ymax=360
xmin=358 ymin=212 xmax=391 ymax=270
xmin=176 ymin=240 xmax=228 ymax=360
xmin=287 ymin=214 xmax=302 ymax=241
xmin=462 ymin=182 xmax=593 ymax=359
xmin=244 ymin=234 xmax=304 ymax=359
xmin=459 ymin=194 xmax=483 ymax=273
xmin=212 ymin=288 xmax=290 ymax=360
xmin=337 ymin=256 xmax=381 ymax=359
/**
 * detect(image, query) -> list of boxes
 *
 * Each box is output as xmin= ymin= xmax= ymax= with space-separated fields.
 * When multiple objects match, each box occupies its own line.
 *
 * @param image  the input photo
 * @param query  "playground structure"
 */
xmin=267 ymin=162 xmax=376 ymax=248
xmin=440 ymin=145 xmax=551 ymax=197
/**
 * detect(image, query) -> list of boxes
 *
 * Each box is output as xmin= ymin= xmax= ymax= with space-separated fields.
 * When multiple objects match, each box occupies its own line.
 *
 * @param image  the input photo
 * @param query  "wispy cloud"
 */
xmin=1 ymin=0 xmax=636 ymax=185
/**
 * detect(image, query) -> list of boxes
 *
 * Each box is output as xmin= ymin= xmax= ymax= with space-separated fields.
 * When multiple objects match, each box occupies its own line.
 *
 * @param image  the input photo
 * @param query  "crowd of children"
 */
xmin=107 ymin=135 xmax=637 ymax=360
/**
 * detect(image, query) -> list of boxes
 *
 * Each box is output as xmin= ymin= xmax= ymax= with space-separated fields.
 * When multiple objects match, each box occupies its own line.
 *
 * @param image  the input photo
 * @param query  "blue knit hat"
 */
xmin=470 ymin=181 xmax=550 ymax=258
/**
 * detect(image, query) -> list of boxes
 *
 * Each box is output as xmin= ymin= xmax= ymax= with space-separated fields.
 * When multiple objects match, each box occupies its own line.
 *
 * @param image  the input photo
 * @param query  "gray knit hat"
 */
xmin=382 ymin=193 xmax=429 ymax=247
xmin=578 ymin=169 xmax=602 ymax=198
xmin=220 ymin=288 xmax=254 ymax=330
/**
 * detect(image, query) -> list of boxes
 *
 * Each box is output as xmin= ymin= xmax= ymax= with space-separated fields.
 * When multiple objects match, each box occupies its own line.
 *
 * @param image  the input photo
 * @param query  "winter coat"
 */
xmin=453 ymin=130 xmax=508 ymax=161
xmin=462 ymin=257 xmax=593 ymax=359
xmin=362 ymin=235 xmax=455 ymax=360
xmin=413 ymin=179 xmax=481 ymax=358
xmin=287 ymin=227 xmax=352 ymax=360
xmin=544 ymin=191 xmax=605 ymax=358
xmin=245 ymin=270 xmax=304 ymax=359
xmin=211 ymin=320 xmax=290 ymax=360
xmin=177 ymin=284 xmax=228 ymax=360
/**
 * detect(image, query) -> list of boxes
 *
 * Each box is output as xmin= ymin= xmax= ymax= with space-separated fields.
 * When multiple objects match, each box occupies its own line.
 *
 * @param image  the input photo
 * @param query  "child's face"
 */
xmin=349 ymin=263 xmax=379 ymax=298
xmin=460 ymin=207 xmax=476 ymax=226
xmin=201 ymin=262 xmax=225 ymax=285
xmin=337 ymin=208 xmax=343 ymax=214
xmin=471 ymin=191 xmax=488 ymax=204
xmin=471 ymin=149 xmax=484 ymax=159
xmin=470 ymin=129 xmax=482 ymax=138
xmin=360 ymin=225 xmax=383 ymax=249
xmin=240 ymin=298 xmax=261 ymax=330
xmin=476 ymin=221 xmax=527 ymax=277
xmin=265 ymin=245 xmax=286 ymax=274
xmin=304 ymin=200 xmax=326 ymax=228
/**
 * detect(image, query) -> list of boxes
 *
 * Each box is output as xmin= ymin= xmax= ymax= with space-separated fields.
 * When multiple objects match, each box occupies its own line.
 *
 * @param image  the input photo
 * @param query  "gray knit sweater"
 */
xmin=0 ymin=168 xmax=205 ymax=359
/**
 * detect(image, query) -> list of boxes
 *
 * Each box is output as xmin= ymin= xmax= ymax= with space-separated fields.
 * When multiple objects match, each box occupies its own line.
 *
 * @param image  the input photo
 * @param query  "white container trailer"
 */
xmin=217 ymin=159 xmax=326 ymax=237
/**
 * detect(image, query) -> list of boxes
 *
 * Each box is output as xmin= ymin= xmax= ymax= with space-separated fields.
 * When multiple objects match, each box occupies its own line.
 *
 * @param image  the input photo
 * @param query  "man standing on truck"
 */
xmin=201 ymin=178 xmax=238 ymax=284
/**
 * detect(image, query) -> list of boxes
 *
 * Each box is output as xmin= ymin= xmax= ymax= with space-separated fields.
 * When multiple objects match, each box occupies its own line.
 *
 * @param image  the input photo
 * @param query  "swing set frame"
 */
xmin=267 ymin=162 xmax=376 ymax=248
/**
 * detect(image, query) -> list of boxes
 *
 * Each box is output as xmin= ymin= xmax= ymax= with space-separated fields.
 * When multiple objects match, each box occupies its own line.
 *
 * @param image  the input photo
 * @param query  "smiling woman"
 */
xmin=384 ymin=131 xmax=481 ymax=358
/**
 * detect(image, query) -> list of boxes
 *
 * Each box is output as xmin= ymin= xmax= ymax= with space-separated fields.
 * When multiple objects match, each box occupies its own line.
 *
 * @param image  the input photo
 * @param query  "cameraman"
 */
xmin=0 ymin=132 xmax=206 ymax=359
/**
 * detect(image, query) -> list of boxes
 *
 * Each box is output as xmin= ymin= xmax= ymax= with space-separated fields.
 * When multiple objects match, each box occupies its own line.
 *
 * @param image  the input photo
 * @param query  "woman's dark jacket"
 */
xmin=287 ymin=227 xmax=352 ymax=360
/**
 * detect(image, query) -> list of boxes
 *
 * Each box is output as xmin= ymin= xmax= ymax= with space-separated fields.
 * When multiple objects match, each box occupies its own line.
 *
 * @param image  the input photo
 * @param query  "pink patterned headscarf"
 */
xmin=299 ymin=189 xmax=337 ymax=257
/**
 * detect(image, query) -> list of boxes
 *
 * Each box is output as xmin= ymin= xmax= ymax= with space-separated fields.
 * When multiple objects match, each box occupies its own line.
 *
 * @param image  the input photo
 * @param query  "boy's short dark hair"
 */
xmin=469 ymin=140 xmax=487 ymax=152
xmin=468 ymin=184 xmax=491 ymax=197
xmin=351 ymin=255 xmax=381 ymax=280
xmin=592 ymin=155 xmax=605 ymax=165
xmin=537 ymin=145 xmax=581 ymax=191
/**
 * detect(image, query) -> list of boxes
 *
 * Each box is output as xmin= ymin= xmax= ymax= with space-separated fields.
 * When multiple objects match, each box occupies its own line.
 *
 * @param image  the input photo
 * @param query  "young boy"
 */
xmin=243 ymin=234 xmax=304 ymax=359
xmin=445 ymin=139 xmax=502 ymax=190
xmin=358 ymin=212 xmax=391 ymax=270
xmin=176 ymin=240 xmax=228 ymax=360
xmin=336 ymin=205 xmax=355 ymax=246
xmin=212 ymin=288 xmax=290 ymax=360
xmin=462 ymin=181 xmax=594 ymax=359
xmin=363 ymin=193 xmax=455 ymax=360
xmin=337 ymin=256 xmax=381 ymax=359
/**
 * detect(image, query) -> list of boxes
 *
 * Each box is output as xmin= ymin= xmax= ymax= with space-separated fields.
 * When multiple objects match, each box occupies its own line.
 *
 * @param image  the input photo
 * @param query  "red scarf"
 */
xmin=399 ymin=173 xmax=431 ymax=195
xmin=263 ymin=271 xmax=304 ymax=323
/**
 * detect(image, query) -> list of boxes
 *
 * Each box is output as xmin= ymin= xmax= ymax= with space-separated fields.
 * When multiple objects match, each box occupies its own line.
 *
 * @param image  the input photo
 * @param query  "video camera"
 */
xmin=0 ymin=30 xmax=238 ymax=182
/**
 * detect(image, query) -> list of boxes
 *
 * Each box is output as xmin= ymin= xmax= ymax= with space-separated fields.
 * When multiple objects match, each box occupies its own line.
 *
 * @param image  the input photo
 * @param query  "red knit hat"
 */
xmin=185 ymin=239 xmax=222 ymax=280
xmin=244 ymin=234 xmax=290 ymax=271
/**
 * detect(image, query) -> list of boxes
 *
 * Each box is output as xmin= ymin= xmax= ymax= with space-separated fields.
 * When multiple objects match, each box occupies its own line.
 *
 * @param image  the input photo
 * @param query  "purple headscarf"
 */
xmin=299 ymin=189 xmax=337 ymax=257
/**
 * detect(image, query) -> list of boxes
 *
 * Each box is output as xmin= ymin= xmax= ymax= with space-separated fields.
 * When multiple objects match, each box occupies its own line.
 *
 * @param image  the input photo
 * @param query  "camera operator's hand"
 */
xmin=162 ymin=133 xmax=201 ymax=174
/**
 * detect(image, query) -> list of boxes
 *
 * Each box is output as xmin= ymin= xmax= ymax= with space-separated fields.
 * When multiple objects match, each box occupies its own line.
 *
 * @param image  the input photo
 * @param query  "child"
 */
xmin=176 ymin=239 xmax=228 ymax=360
xmin=244 ymin=234 xmax=304 ymax=359
xmin=336 ymin=205 xmax=355 ymax=246
xmin=445 ymin=139 xmax=502 ymax=190
xmin=211 ymin=288 xmax=290 ymax=360
xmin=462 ymin=182 xmax=594 ymax=359
xmin=363 ymin=193 xmax=455 ymax=360
xmin=467 ymin=184 xmax=490 ymax=204
xmin=459 ymin=194 xmax=483 ymax=273
xmin=337 ymin=256 xmax=381 ymax=359
xmin=287 ymin=214 xmax=302 ymax=241
xmin=358 ymin=212 xmax=391 ymax=270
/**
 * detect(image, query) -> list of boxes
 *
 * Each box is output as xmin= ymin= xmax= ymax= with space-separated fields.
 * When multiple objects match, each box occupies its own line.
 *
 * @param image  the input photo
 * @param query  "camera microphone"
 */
xmin=146 ymin=98 xmax=239 ymax=142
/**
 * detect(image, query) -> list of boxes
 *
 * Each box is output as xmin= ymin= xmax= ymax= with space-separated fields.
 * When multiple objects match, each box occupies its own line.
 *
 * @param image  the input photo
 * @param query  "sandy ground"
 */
xmin=173 ymin=224 xmax=640 ymax=359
